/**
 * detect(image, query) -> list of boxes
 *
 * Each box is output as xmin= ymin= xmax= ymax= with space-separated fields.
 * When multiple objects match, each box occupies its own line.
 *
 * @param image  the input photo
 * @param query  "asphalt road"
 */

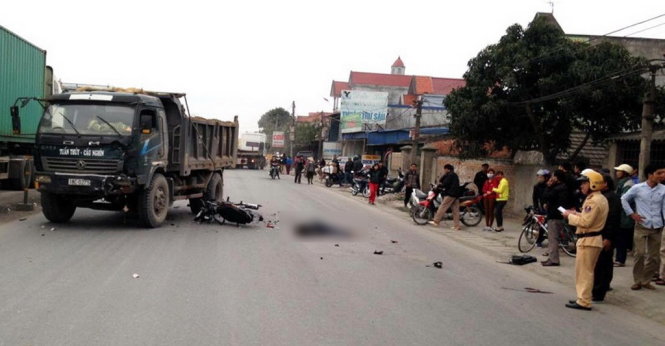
xmin=0 ymin=169 xmax=663 ymax=345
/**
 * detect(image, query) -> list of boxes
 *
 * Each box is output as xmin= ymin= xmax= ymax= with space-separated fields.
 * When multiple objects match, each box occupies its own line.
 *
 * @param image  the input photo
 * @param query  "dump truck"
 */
xmin=0 ymin=25 xmax=55 ymax=190
xmin=12 ymin=89 xmax=238 ymax=227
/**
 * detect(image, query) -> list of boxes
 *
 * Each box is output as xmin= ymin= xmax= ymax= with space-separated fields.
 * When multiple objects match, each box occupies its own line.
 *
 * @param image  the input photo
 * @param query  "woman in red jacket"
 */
xmin=482 ymin=169 xmax=499 ymax=231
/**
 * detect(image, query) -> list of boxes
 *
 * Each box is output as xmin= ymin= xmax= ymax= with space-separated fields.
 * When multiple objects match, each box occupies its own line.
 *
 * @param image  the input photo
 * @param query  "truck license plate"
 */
xmin=68 ymin=178 xmax=91 ymax=186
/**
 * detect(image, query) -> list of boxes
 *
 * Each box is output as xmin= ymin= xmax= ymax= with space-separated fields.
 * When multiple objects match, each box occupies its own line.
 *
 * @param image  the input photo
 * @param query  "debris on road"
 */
xmin=373 ymin=250 xmax=384 ymax=255
xmin=391 ymin=240 xmax=398 ymax=244
xmin=334 ymin=244 xmax=340 ymax=247
xmin=49 ymin=227 xmax=56 ymax=232
xmin=426 ymin=261 xmax=443 ymax=269
xmin=41 ymin=233 xmax=45 ymax=236
xmin=295 ymin=220 xmax=351 ymax=238
xmin=19 ymin=217 xmax=27 ymax=221
xmin=498 ymin=255 xmax=537 ymax=265
xmin=501 ymin=287 xmax=553 ymax=294
xmin=132 ymin=273 xmax=140 ymax=279
xmin=320 ymin=257 xmax=323 ymax=260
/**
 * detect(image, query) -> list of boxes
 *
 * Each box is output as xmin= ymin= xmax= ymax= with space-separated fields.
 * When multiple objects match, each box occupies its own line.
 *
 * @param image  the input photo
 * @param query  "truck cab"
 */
xmin=32 ymin=90 xmax=237 ymax=227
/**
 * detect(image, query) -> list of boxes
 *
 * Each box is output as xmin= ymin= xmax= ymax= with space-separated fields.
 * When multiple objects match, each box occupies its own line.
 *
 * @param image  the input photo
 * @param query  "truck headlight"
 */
xmin=35 ymin=175 xmax=51 ymax=183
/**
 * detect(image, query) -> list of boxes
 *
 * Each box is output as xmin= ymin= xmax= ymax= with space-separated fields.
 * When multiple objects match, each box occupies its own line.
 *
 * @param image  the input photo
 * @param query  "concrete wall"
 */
xmin=385 ymin=107 xmax=449 ymax=130
xmin=431 ymin=154 xmax=552 ymax=216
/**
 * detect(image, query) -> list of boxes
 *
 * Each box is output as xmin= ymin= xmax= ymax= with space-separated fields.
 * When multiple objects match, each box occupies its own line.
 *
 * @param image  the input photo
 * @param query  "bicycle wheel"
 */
xmin=560 ymin=224 xmax=578 ymax=257
xmin=518 ymin=222 xmax=539 ymax=253
xmin=411 ymin=205 xmax=432 ymax=225
xmin=461 ymin=206 xmax=482 ymax=226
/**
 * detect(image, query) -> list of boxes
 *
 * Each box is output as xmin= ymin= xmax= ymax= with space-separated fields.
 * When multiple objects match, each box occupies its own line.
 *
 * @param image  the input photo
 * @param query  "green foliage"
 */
xmin=258 ymin=107 xmax=292 ymax=139
xmin=295 ymin=122 xmax=319 ymax=147
xmin=445 ymin=17 xmax=647 ymax=164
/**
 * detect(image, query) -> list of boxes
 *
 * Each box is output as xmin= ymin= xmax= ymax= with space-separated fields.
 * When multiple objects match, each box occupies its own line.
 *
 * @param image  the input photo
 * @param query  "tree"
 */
xmin=258 ymin=107 xmax=293 ymax=151
xmin=294 ymin=122 xmax=319 ymax=147
xmin=445 ymin=16 xmax=647 ymax=164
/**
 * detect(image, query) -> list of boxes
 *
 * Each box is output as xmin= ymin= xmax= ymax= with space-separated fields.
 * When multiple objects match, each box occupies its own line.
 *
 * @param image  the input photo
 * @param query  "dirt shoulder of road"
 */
xmin=0 ymin=189 xmax=42 ymax=224
xmin=315 ymin=181 xmax=665 ymax=325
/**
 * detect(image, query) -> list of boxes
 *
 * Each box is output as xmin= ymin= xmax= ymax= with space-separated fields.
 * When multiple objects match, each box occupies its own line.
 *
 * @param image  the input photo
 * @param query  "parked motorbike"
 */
xmin=380 ymin=169 xmax=405 ymax=194
xmin=324 ymin=171 xmax=346 ymax=187
xmin=410 ymin=183 xmax=482 ymax=226
xmin=350 ymin=170 xmax=370 ymax=197
xmin=194 ymin=198 xmax=264 ymax=226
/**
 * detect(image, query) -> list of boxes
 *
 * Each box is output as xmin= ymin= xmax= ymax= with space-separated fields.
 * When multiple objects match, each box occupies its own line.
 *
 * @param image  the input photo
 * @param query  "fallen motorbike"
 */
xmin=194 ymin=197 xmax=264 ymax=227
xmin=410 ymin=183 xmax=482 ymax=227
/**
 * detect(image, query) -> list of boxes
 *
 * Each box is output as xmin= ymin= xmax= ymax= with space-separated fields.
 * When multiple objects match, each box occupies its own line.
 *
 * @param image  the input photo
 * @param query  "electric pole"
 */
xmin=409 ymin=96 xmax=423 ymax=167
xmin=638 ymin=64 xmax=658 ymax=178
xmin=290 ymin=101 xmax=296 ymax=158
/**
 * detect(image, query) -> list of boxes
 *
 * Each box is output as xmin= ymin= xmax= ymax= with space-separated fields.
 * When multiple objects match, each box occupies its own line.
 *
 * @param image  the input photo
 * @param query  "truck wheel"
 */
xmin=7 ymin=159 xmax=33 ymax=190
xmin=138 ymin=173 xmax=170 ymax=228
xmin=41 ymin=192 xmax=76 ymax=223
xmin=190 ymin=173 xmax=223 ymax=214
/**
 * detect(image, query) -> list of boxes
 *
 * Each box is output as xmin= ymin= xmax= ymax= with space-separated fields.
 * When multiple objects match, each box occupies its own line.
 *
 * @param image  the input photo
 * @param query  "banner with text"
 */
xmin=322 ymin=142 xmax=343 ymax=159
xmin=272 ymin=131 xmax=285 ymax=148
xmin=340 ymin=90 xmax=389 ymax=133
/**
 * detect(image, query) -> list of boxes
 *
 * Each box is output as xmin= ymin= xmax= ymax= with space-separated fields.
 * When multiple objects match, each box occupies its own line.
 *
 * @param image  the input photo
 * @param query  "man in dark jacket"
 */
xmin=429 ymin=164 xmax=462 ymax=230
xmin=593 ymin=174 xmax=621 ymax=301
xmin=403 ymin=163 xmax=420 ymax=208
xmin=294 ymin=156 xmax=305 ymax=184
xmin=473 ymin=163 xmax=489 ymax=194
xmin=533 ymin=169 xmax=551 ymax=213
xmin=352 ymin=155 xmax=364 ymax=173
xmin=344 ymin=158 xmax=353 ymax=184
xmin=378 ymin=161 xmax=389 ymax=194
xmin=613 ymin=164 xmax=635 ymax=266
xmin=541 ymin=170 xmax=570 ymax=266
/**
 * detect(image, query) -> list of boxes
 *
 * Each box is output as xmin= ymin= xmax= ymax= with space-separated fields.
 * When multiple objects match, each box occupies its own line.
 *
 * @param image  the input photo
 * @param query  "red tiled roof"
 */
xmin=432 ymin=78 xmax=465 ymax=94
xmin=297 ymin=112 xmax=332 ymax=123
xmin=403 ymin=94 xmax=418 ymax=106
xmin=411 ymin=76 xmax=434 ymax=95
xmin=349 ymin=71 xmax=412 ymax=88
xmin=392 ymin=56 xmax=405 ymax=68
xmin=330 ymin=81 xmax=350 ymax=98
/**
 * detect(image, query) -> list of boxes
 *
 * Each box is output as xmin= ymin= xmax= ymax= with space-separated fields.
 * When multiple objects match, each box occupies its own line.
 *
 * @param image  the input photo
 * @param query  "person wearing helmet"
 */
xmin=613 ymin=164 xmax=635 ymax=267
xmin=562 ymin=170 xmax=609 ymax=311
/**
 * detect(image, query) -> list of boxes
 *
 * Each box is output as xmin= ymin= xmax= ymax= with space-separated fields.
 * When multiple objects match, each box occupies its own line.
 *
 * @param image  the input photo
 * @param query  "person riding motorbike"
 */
xmin=270 ymin=154 xmax=281 ymax=179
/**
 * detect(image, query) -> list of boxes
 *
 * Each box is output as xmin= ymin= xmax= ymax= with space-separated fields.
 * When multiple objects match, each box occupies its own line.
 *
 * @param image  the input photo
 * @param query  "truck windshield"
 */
xmin=39 ymin=104 xmax=135 ymax=136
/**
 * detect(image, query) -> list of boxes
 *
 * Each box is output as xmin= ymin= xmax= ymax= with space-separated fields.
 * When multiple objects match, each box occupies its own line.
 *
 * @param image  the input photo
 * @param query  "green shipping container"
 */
xmin=0 ymin=25 xmax=46 ymax=144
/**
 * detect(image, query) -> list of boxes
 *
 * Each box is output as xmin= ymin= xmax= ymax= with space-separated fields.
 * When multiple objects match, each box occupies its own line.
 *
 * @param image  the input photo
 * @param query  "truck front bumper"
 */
xmin=35 ymin=172 xmax=138 ymax=196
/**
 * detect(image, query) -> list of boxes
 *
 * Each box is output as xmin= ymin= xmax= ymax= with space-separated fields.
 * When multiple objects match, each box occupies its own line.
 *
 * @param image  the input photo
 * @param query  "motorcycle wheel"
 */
xmin=362 ymin=186 xmax=370 ymax=198
xmin=351 ymin=187 xmax=358 ymax=196
xmin=461 ymin=206 xmax=482 ymax=227
xmin=411 ymin=205 xmax=432 ymax=225
xmin=325 ymin=179 xmax=333 ymax=187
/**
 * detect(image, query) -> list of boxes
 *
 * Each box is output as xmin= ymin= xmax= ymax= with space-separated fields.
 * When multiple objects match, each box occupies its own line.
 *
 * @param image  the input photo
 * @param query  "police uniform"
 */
xmin=567 ymin=190 xmax=609 ymax=309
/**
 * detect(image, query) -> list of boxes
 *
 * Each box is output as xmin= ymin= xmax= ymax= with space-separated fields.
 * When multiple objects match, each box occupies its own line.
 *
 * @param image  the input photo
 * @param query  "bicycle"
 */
xmin=517 ymin=206 xmax=577 ymax=257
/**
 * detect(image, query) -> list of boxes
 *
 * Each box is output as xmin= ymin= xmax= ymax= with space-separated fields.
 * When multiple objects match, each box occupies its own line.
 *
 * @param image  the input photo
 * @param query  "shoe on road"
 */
xmin=428 ymin=221 xmax=439 ymax=227
xmin=494 ymin=227 xmax=504 ymax=232
xmin=631 ymin=283 xmax=642 ymax=290
xmin=565 ymin=302 xmax=592 ymax=311
xmin=613 ymin=262 xmax=625 ymax=267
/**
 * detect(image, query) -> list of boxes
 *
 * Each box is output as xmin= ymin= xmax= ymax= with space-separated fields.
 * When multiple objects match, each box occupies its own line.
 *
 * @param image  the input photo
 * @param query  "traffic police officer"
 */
xmin=562 ymin=170 xmax=609 ymax=311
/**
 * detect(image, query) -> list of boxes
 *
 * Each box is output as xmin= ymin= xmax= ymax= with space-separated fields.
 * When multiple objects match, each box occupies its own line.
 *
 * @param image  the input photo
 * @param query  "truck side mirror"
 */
xmin=10 ymin=106 xmax=20 ymax=134
xmin=140 ymin=113 xmax=154 ymax=134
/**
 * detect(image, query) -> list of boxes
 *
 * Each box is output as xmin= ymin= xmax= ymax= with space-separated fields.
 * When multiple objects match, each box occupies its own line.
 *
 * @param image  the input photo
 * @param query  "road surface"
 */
xmin=0 ymin=169 xmax=663 ymax=345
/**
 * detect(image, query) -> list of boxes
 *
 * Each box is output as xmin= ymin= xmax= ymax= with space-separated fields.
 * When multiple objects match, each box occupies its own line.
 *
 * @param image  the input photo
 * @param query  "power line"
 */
xmin=605 ymin=13 xmax=665 ymax=36
xmin=624 ymin=21 xmax=665 ymax=37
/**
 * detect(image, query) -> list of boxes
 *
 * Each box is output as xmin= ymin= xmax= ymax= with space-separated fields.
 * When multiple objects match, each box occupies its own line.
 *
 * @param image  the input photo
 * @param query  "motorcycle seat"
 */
xmin=415 ymin=191 xmax=428 ymax=199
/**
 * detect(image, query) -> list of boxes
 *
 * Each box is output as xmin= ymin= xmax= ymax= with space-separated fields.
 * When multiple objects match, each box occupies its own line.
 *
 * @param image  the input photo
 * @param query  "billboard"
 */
xmin=340 ymin=90 xmax=389 ymax=133
xmin=322 ymin=142 xmax=342 ymax=159
xmin=272 ymin=131 xmax=285 ymax=148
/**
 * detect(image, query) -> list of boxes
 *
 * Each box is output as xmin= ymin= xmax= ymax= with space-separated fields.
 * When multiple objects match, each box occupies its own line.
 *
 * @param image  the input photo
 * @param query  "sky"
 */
xmin=2 ymin=0 xmax=665 ymax=133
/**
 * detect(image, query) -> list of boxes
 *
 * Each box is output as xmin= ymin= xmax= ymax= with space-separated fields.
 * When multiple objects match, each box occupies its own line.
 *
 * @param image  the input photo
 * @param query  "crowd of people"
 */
xmin=425 ymin=159 xmax=664 ymax=311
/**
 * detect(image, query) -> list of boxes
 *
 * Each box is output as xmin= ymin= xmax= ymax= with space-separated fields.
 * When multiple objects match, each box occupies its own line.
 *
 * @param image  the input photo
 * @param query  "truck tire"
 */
xmin=189 ymin=173 xmax=224 ymax=214
xmin=138 ymin=173 xmax=170 ymax=228
xmin=41 ymin=192 xmax=76 ymax=223
xmin=7 ymin=159 xmax=33 ymax=190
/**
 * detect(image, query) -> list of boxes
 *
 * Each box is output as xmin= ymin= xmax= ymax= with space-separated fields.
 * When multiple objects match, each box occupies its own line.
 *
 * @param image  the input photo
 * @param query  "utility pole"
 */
xmin=290 ymin=101 xmax=296 ymax=158
xmin=409 ymin=96 xmax=424 ymax=167
xmin=638 ymin=64 xmax=658 ymax=179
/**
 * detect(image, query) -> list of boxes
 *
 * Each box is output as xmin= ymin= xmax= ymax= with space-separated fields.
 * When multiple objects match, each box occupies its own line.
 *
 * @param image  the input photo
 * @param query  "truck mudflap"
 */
xmin=35 ymin=172 xmax=137 ymax=196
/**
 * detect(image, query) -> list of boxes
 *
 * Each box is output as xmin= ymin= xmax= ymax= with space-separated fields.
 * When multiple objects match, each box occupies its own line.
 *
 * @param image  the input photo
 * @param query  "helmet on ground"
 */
xmin=536 ymin=169 xmax=551 ymax=176
xmin=578 ymin=170 xmax=605 ymax=191
xmin=613 ymin=164 xmax=634 ymax=175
